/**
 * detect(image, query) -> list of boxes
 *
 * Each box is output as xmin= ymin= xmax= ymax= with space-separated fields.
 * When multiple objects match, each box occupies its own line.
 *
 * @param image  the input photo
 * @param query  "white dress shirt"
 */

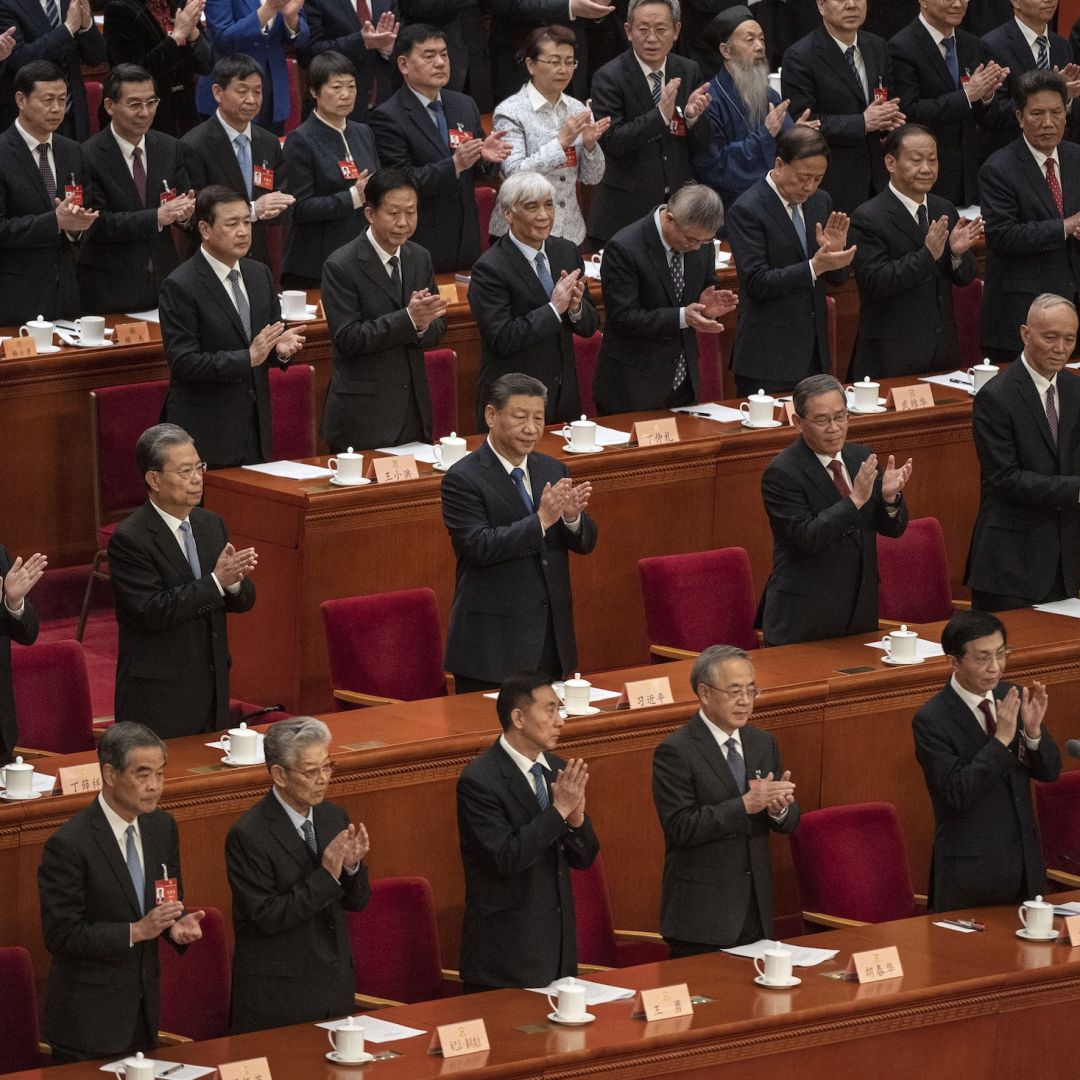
xmin=827 ymin=30 xmax=868 ymax=101
xmin=148 ymin=497 xmax=236 ymax=596
xmin=653 ymin=207 xmax=688 ymax=329
xmin=766 ymin=171 xmax=817 ymax=282
xmin=486 ymin=437 xmax=583 ymax=535
xmin=499 ymin=732 xmax=552 ymax=783
xmin=15 ymin=119 xmax=57 ymax=193
xmin=698 ymin=711 xmax=788 ymax=820
xmin=215 ymin=111 xmax=261 ymax=221
xmin=950 ymin=674 xmax=1041 ymax=747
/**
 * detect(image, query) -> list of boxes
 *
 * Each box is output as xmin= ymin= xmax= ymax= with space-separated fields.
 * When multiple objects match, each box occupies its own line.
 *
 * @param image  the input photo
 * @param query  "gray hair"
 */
xmin=667 ymin=181 xmax=724 ymax=234
xmin=793 ymin=374 xmax=845 ymax=417
xmin=488 ymin=372 xmax=548 ymax=409
xmin=690 ymin=645 xmax=751 ymax=693
xmin=628 ymin=0 xmax=681 ymax=24
xmin=496 ymin=171 xmax=556 ymax=217
xmin=98 ymin=721 xmax=167 ymax=772
xmin=136 ymin=423 xmax=193 ymax=476
xmin=1028 ymin=293 xmax=1078 ymax=319
xmin=264 ymin=717 xmax=331 ymax=771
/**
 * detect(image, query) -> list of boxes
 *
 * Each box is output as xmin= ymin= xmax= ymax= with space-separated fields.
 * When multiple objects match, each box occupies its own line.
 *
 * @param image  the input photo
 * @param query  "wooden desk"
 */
xmin=6 ymin=895 xmax=1079 ymax=1080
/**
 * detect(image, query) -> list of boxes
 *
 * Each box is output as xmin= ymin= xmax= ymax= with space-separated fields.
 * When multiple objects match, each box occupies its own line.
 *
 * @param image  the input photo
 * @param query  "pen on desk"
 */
xmin=943 ymin=918 xmax=985 ymax=931
xmin=160 ymin=1066 xmax=185 ymax=1077
xmin=948 ymin=378 xmax=972 ymax=386
xmin=681 ymin=411 xmax=717 ymax=419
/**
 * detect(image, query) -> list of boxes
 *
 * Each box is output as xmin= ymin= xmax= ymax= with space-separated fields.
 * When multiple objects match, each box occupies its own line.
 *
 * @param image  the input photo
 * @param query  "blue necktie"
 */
xmin=789 ymin=202 xmax=808 ymax=256
xmin=227 ymin=268 xmax=252 ymax=342
xmin=179 ymin=519 xmax=202 ymax=578
xmin=943 ymin=36 xmax=960 ymax=89
xmin=428 ymin=99 xmax=450 ymax=147
xmin=510 ymin=466 xmax=533 ymax=512
xmin=1036 ymin=35 xmax=1050 ymax=70
xmin=234 ymin=133 xmax=253 ymax=199
xmin=125 ymin=824 xmax=146 ymax=915
xmin=534 ymin=251 xmax=555 ymax=298
xmin=530 ymin=762 xmax=549 ymax=810
xmin=649 ymin=70 xmax=662 ymax=106
xmin=725 ymin=738 xmax=747 ymax=795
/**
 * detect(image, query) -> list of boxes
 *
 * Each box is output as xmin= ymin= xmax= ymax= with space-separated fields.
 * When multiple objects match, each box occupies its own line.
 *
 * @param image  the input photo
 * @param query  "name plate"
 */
xmin=888 ymin=384 xmax=934 ymax=412
xmin=618 ymin=675 xmax=674 ymax=710
xmin=438 ymin=283 xmax=459 ymax=304
xmin=114 ymin=321 xmax=150 ymax=345
xmin=58 ymin=763 xmax=101 ymax=795
xmin=845 ymin=945 xmax=903 ymax=983
xmin=428 ymin=1019 xmax=490 ymax=1058
xmin=1064 ymin=914 xmax=1080 ymax=946
xmin=632 ymin=417 xmax=680 ymax=446
xmin=218 ymin=1057 xmax=272 ymax=1080
xmin=3 ymin=337 xmax=37 ymax=359
xmin=782 ymin=401 xmax=797 ymax=425
xmin=370 ymin=454 xmax=419 ymax=484
xmin=633 ymin=982 xmax=693 ymax=1021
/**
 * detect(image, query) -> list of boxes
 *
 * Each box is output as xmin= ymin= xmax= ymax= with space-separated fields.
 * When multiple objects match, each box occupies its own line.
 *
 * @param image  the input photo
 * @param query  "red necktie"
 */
xmin=828 ymin=459 xmax=851 ymax=497
xmin=131 ymin=145 xmax=147 ymax=207
xmin=978 ymin=699 xmax=997 ymax=739
xmin=1046 ymin=158 xmax=1064 ymax=217
xmin=356 ymin=0 xmax=372 ymax=23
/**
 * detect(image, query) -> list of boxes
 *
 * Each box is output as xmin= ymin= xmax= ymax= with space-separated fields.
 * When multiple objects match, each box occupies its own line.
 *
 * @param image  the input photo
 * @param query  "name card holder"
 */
xmin=428 ymin=1019 xmax=490 ymax=1058
xmin=58 ymin=763 xmax=101 ymax=795
xmin=438 ymin=283 xmax=459 ymax=305
xmin=218 ymin=1057 xmax=272 ymax=1080
xmin=369 ymin=454 xmax=419 ymax=484
xmin=1063 ymin=914 xmax=1080 ymax=946
xmin=844 ymin=945 xmax=903 ymax=983
xmin=782 ymin=401 xmax=797 ymax=425
xmin=114 ymin=321 xmax=150 ymax=345
xmin=632 ymin=417 xmax=680 ymax=446
xmin=3 ymin=337 xmax=37 ymax=359
xmin=617 ymin=675 xmax=674 ymax=710
xmin=632 ymin=983 xmax=693 ymax=1021
xmin=887 ymin=385 xmax=934 ymax=412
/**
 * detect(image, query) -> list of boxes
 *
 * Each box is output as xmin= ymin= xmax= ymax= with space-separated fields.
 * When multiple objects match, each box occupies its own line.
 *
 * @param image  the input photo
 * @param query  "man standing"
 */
xmin=469 ymin=172 xmax=599 ymax=428
xmin=653 ymin=646 xmax=799 ymax=956
xmin=913 ymin=610 xmax=1061 ymax=910
xmin=593 ymin=181 xmax=737 ymax=414
xmin=849 ymin=123 xmax=981 ymax=379
xmin=0 ymin=545 xmax=44 ymax=765
xmin=321 ymin=168 xmax=447 ymax=450
xmin=108 ymin=424 xmax=257 ymax=739
xmin=442 ymin=373 xmax=598 ymax=694
xmin=759 ymin=374 xmax=911 ymax=645
xmin=38 ymin=722 xmax=204 ymax=1063
xmin=457 ymin=671 xmax=599 ymax=992
xmin=966 ymin=293 xmax=1080 ymax=609
xmin=227 ymin=717 xmax=370 ymax=1032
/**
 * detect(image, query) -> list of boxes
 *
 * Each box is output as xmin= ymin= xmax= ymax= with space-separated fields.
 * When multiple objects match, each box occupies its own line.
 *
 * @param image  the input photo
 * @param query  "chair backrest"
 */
xmin=572 ymin=852 xmax=618 ymax=968
xmin=424 ymin=348 xmax=459 ymax=440
xmin=790 ymin=802 xmax=919 ymax=923
xmin=695 ymin=331 xmax=721 ymax=403
xmin=348 ymin=876 xmax=447 ymax=1003
xmin=320 ymin=588 xmax=447 ymax=705
xmin=269 ymin=364 xmax=316 ymax=460
xmin=638 ymin=547 xmax=758 ymax=656
xmin=84 ymin=79 xmax=103 ymax=135
xmin=11 ymin=640 xmax=95 ymax=755
xmin=573 ymin=331 xmax=602 ymax=418
xmin=284 ymin=57 xmax=301 ymax=135
xmin=475 ymin=186 xmax=496 ymax=251
xmin=877 ymin=516 xmax=953 ymax=624
xmin=158 ymin=906 xmax=231 ymax=1041
xmin=953 ymin=277 xmax=984 ymax=369
xmin=0 ymin=947 xmax=40 ymax=1074
xmin=1035 ymin=770 xmax=1080 ymax=876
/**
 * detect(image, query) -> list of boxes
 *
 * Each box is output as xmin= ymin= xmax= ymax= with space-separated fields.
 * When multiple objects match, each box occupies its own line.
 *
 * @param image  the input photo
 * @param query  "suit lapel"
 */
xmin=761 ymin=182 xmax=808 ymax=260
xmin=262 ymin=791 xmax=318 ymax=872
xmin=142 ymin=501 xmax=196 ymax=583
xmin=816 ymin=29 xmax=865 ymax=106
xmin=646 ymin=216 xmax=676 ymax=305
xmin=477 ymin=441 xmax=531 ymax=520
xmin=688 ymin=715 xmax=740 ymax=795
xmin=1014 ymin=362 xmax=1059 ymax=452
xmin=194 ymin=252 xmax=249 ymax=343
xmin=358 ymin=235 xmax=403 ymax=304
xmin=500 ymin=235 xmax=550 ymax=306
xmin=1014 ymin=140 xmax=1060 ymax=220
xmin=884 ymin=188 xmax=925 ymax=246
xmin=7 ymin=128 xmax=54 ymax=211
xmin=100 ymin=128 xmax=143 ymax=206
xmin=401 ymin=90 xmax=450 ymax=158
xmin=205 ymin=119 xmax=249 ymax=193
xmin=625 ymin=50 xmax=657 ymax=115
xmin=493 ymin=741 xmax=546 ymax=819
xmin=90 ymin=802 xmax=146 ymax=919
xmin=914 ymin=23 xmax=956 ymax=92
xmin=795 ymin=436 xmax=844 ymax=505
xmin=942 ymin=682 xmax=992 ymax=751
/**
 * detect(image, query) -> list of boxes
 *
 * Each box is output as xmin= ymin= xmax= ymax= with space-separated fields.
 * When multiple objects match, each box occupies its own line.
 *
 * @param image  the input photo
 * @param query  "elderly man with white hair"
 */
xmin=468 ymin=170 xmax=600 ymax=428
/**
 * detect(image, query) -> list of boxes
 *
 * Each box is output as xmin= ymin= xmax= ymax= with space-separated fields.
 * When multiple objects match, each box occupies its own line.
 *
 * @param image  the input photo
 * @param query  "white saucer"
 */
xmin=562 ymin=705 xmax=601 ymax=717
xmin=0 ymin=790 xmax=43 ymax=801
xmin=882 ymin=654 xmax=925 ymax=666
xmin=547 ymin=1011 xmax=595 ymax=1025
xmin=740 ymin=419 xmax=783 ymax=429
xmin=220 ymin=754 xmax=265 ymax=767
xmin=1016 ymin=928 xmax=1058 ymax=942
xmin=754 ymin=974 xmax=801 ymax=988
xmin=283 ymin=312 xmax=320 ymax=322
xmin=849 ymin=405 xmax=887 ymax=415
xmin=28 ymin=343 xmax=62 ymax=354
xmin=329 ymin=475 xmax=372 ymax=487
xmin=433 ymin=456 xmax=469 ymax=472
xmin=326 ymin=1051 xmax=376 ymax=1065
xmin=562 ymin=443 xmax=604 ymax=454
xmin=72 ymin=338 xmax=115 ymax=348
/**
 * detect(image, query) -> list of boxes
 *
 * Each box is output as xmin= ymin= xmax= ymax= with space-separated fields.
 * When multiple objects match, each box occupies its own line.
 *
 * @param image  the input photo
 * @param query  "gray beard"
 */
xmin=730 ymin=59 xmax=770 ymax=127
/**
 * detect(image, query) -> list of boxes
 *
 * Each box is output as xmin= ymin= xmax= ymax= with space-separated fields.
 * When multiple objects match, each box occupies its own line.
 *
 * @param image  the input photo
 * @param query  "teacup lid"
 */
xmin=565 ymin=671 xmax=588 ymax=684
xmin=340 ymin=446 xmax=361 ymax=457
xmin=748 ymin=388 xmax=774 ymax=402
xmin=7 ymin=755 xmax=31 ymax=770
xmin=572 ymin=414 xmax=590 ymax=424
xmin=27 ymin=315 xmax=50 ymax=327
xmin=893 ymin=624 xmax=917 ymax=636
xmin=859 ymin=375 xmax=879 ymax=387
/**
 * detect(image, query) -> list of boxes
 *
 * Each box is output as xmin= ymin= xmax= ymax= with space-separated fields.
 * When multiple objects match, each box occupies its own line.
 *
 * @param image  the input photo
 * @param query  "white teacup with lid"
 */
xmin=562 ymin=673 xmax=592 ymax=715
xmin=740 ymin=390 xmax=776 ymax=427
xmin=224 ymin=722 xmax=259 ymax=763
xmin=328 ymin=447 xmax=365 ymax=485
xmin=847 ymin=376 xmax=880 ymax=412
xmin=968 ymin=360 xmax=998 ymax=393
xmin=1 ymin=756 xmax=34 ymax=799
xmin=434 ymin=432 xmax=467 ymax=468
xmin=122 ymin=1051 xmax=154 ymax=1080
xmin=18 ymin=315 xmax=53 ymax=350
xmin=882 ymin=624 xmax=919 ymax=663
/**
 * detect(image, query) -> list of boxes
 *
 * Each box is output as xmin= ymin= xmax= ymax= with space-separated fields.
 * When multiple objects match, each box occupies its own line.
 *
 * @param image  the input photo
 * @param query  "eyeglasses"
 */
xmin=161 ymin=462 xmax=208 ymax=480
xmin=286 ymin=761 xmax=335 ymax=781
xmin=801 ymin=411 xmax=850 ymax=429
xmin=702 ymin=683 xmax=760 ymax=700
xmin=533 ymin=57 xmax=579 ymax=69
xmin=121 ymin=97 xmax=161 ymax=111
xmin=967 ymin=648 xmax=1012 ymax=668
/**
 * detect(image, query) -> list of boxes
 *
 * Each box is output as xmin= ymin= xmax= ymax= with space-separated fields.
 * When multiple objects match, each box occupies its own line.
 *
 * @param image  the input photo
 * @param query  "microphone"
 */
xmin=1066 ymin=739 xmax=1080 ymax=759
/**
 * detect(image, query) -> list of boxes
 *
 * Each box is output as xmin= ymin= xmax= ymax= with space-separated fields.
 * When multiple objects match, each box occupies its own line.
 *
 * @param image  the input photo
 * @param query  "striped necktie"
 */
xmin=125 ymin=824 xmax=146 ymax=915
xmin=529 ymin=762 xmax=550 ymax=809
xmin=649 ymin=71 xmax=662 ymax=105
xmin=1035 ymin=35 xmax=1050 ymax=70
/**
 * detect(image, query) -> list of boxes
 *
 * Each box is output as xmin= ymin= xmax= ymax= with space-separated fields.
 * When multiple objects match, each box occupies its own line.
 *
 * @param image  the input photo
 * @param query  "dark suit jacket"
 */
xmin=979 ymin=137 xmax=1080 ymax=354
xmin=368 ymin=86 xmax=486 ymax=273
xmin=159 ymin=251 xmax=285 ymax=467
xmin=781 ymin=27 xmax=891 ymax=214
xmin=889 ymin=19 xmax=987 ymax=206
xmin=320 ymin=232 xmax=445 ymax=449
xmin=281 ymin=113 xmax=380 ymax=282
xmin=849 ymin=188 xmax=976 ymax=379
xmin=468 ymin=233 xmax=599 ymax=428
xmin=79 ymin=127 xmax=189 ymax=313
xmin=593 ymin=211 xmax=719 ymax=414
xmin=108 ymin=501 xmax=256 ymax=739
xmin=965 ymin=358 xmax=1080 ymax=601
xmin=226 ymin=791 xmax=371 ymax=1033
xmin=759 ymin=436 xmax=908 ymax=645
xmin=0 ymin=124 xmax=84 ymax=325
xmin=652 ymin=715 xmax=800 ymax=946
xmin=913 ymin=679 xmax=1061 ymax=911
xmin=0 ymin=544 xmax=39 ymax=763
xmin=726 ymin=178 xmax=848 ymax=386
xmin=457 ymin=739 xmax=599 ymax=988
xmin=441 ymin=441 xmax=598 ymax=683
xmin=399 ymin=0 xmax=491 ymax=110
xmin=962 ymin=0 xmax=1016 ymax=39
xmin=587 ymin=48 xmax=709 ymax=244
xmin=38 ymin=800 xmax=184 ymax=1057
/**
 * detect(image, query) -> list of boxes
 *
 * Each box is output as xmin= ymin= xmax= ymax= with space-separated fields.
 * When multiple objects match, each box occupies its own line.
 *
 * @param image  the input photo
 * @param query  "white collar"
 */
xmin=15 ymin=117 xmax=51 ymax=152
xmin=826 ymin=28 xmax=859 ymax=53
xmin=499 ymin=733 xmax=551 ymax=778
xmin=950 ymin=673 xmax=995 ymax=713
xmin=312 ymin=108 xmax=348 ymax=133
xmin=272 ymin=784 xmax=313 ymax=829
xmin=888 ymin=181 xmax=928 ymax=220
xmin=148 ymin=498 xmax=190 ymax=533
xmin=526 ymin=80 xmax=566 ymax=112
xmin=813 ymin=448 xmax=845 ymax=469
xmin=633 ymin=51 xmax=665 ymax=79
xmin=1023 ymin=136 xmax=1060 ymax=172
xmin=98 ymin=790 xmax=140 ymax=839
xmin=200 ymin=245 xmax=241 ymax=283
xmin=506 ymin=225 xmax=546 ymax=259
xmin=216 ymin=111 xmax=253 ymax=143
xmin=110 ymin=124 xmax=147 ymax=162
xmin=698 ymin=709 xmax=742 ymax=751
xmin=918 ymin=14 xmax=952 ymax=46
xmin=365 ymin=226 xmax=400 ymax=264
xmin=1014 ymin=16 xmax=1047 ymax=47
xmin=653 ymin=207 xmax=675 ymax=255
xmin=1020 ymin=353 xmax=1058 ymax=394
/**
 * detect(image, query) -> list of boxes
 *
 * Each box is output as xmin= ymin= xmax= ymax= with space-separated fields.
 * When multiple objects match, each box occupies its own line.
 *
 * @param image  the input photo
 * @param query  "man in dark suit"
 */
xmin=850 ymin=123 xmax=980 ymax=379
xmin=593 ymin=182 xmax=737 ymax=413
xmin=108 ymin=423 xmax=257 ymax=739
xmin=227 ymin=717 xmax=370 ymax=1032
xmin=469 ymin=171 xmax=599 ymax=428
xmin=759 ymin=374 xmax=912 ymax=645
xmin=782 ymin=0 xmax=903 ymax=214
xmin=80 ymin=64 xmax=195 ymax=315
xmin=400 ymin=0 xmax=490 ymax=110
xmin=587 ymin=0 xmax=711 ymax=245
xmin=0 ymin=60 xmax=98 ymax=326
xmin=889 ymin=0 xmax=1008 ymax=207
xmin=457 ymin=671 xmax=600 ymax=992
xmin=0 ymin=545 xmax=44 ymax=765
xmin=321 ymin=167 xmax=446 ymax=450
xmin=966 ymin=293 xmax=1080 ymax=609
xmin=181 ymin=54 xmax=294 ymax=267
xmin=160 ymin=186 xmax=306 ymax=469
xmin=0 ymin=0 xmax=106 ymax=140
xmin=726 ymin=126 xmax=855 ymax=396
xmin=38 ymin=722 xmax=204 ymax=1063
xmin=913 ymin=610 xmax=1061 ymax=911
xmin=442 ymin=373 xmax=599 ymax=694
xmin=369 ymin=23 xmax=509 ymax=273
xmin=979 ymin=71 xmax=1080 ymax=361
xmin=653 ymin=645 xmax=799 ymax=957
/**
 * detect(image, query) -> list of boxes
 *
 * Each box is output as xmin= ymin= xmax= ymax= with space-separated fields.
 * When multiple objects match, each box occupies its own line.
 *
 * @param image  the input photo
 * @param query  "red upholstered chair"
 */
xmin=12 ymin=640 xmax=95 ymax=756
xmin=348 ymin=877 xmax=461 ymax=1007
xmin=84 ymin=79 xmax=103 ymax=135
xmin=0 ymin=947 xmax=44 ymax=1073
xmin=573 ymin=330 xmax=602 ymax=418
xmin=475 ymin=186 xmax=496 ymax=251
xmin=229 ymin=699 xmax=293 ymax=727
xmin=638 ymin=547 xmax=759 ymax=662
xmin=695 ymin=330 xmax=721 ymax=403
xmin=953 ymin=277 xmax=984 ymax=369
xmin=790 ymin=802 xmax=925 ymax=929
xmin=1035 ymin=770 xmax=1080 ymax=890
xmin=425 ymin=348 xmax=459 ymax=440
xmin=77 ymin=380 xmax=170 ymax=640
xmin=284 ymin=57 xmax=301 ymax=135
xmin=270 ymin=363 xmax=316 ymax=459
xmin=321 ymin=588 xmax=448 ymax=708
xmin=877 ymin=516 xmax=969 ymax=627
xmin=157 ymin=906 xmax=231 ymax=1043
xmin=573 ymin=853 xmax=669 ymax=971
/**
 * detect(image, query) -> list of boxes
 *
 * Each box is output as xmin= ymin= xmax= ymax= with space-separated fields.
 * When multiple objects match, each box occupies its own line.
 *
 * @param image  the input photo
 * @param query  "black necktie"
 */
xmin=388 ymin=254 xmax=403 ymax=303
xmin=845 ymin=45 xmax=867 ymax=105
xmin=917 ymin=203 xmax=929 ymax=236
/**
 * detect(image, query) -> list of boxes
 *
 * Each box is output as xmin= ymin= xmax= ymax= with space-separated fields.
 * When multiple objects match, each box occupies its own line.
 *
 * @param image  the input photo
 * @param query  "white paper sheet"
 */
xmin=125 ymin=309 xmax=161 ymax=323
xmin=671 ymin=402 xmax=745 ymax=422
xmin=722 ymin=939 xmax=838 ymax=967
xmin=316 ymin=1015 xmax=427 ymax=1043
xmin=0 ymin=771 xmax=56 ymax=795
xmin=583 ymin=260 xmax=602 ymax=280
xmin=919 ymin=371 xmax=975 ymax=391
xmin=1033 ymin=598 xmax=1080 ymax=619
xmin=933 ymin=920 xmax=979 ymax=933
xmin=525 ymin=977 xmax=635 ymax=1005
xmin=242 ymin=460 xmax=334 ymax=480
xmin=865 ymin=638 xmax=945 ymax=658
xmin=101 ymin=1059 xmax=215 ymax=1078
xmin=486 ymin=685 xmax=620 ymax=703
xmin=1053 ymin=902 xmax=1080 ymax=916
xmin=592 ymin=424 xmax=632 ymax=446
xmin=376 ymin=441 xmax=440 ymax=464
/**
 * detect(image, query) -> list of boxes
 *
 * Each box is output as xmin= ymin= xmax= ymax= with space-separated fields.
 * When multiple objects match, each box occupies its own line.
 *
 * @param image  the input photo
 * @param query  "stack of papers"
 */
xmin=377 ymin=441 xmax=439 ymax=464
xmin=101 ymin=1061 xmax=215 ymax=1078
xmin=919 ymin=371 xmax=974 ymax=391
xmin=242 ymin=460 xmax=333 ymax=480
xmin=722 ymin=939 xmax=838 ymax=967
xmin=316 ymin=1015 xmax=427 ymax=1043
xmin=1033 ymin=598 xmax=1080 ymax=619
xmin=525 ymin=978 xmax=635 ymax=1005
xmin=592 ymin=424 xmax=632 ymax=446
xmin=671 ymin=402 xmax=745 ymax=422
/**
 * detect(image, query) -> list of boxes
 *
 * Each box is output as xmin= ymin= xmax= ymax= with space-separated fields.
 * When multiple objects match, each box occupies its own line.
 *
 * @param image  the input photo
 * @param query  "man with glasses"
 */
xmin=758 ymin=373 xmax=912 ymax=645
xmin=653 ymin=645 xmax=799 ymax=956
xmin=227 ymin=717 xmax=371 ymax=1032
xmin=913 ymin=610 xmax=1061 ymax=911
xmin=108 ymin=423 xmax=257 ymax=739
